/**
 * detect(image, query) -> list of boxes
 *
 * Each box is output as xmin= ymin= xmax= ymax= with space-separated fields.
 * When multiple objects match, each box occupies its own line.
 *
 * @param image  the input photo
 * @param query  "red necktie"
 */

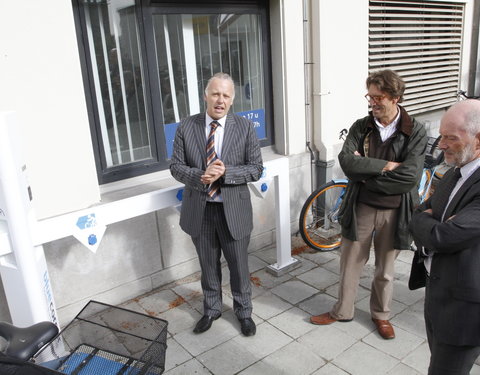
xmin=206 ymin=121 xmax=220 ymax=199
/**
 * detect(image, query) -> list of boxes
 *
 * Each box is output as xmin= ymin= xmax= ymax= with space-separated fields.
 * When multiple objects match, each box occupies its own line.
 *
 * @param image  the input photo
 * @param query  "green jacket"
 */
xmin=338 ymin=106 xmax=427 ymax=250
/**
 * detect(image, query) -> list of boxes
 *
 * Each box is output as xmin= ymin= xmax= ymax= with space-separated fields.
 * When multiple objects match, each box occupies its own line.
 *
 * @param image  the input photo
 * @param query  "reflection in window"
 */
xmin=153 ymin=13 xmax=265 ymax=124
xmin=83 ymin=0 xmax=151 ymax=167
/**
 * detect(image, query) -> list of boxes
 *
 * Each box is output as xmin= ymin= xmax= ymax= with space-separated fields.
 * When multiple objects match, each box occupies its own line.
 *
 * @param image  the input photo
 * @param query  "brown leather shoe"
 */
xmin=310 ymin=312 xmax=352 ymax=325
xmin=372 ymin=318 xmax=395 ymax=339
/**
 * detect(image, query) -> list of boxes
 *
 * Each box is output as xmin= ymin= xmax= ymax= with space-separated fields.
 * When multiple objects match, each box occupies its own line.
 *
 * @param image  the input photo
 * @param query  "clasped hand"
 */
xmin=201 ymin=159 xmax=225 ymax=184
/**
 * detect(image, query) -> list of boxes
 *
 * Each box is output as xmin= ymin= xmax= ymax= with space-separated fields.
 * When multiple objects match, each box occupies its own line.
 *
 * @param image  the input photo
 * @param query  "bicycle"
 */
xmin=299 ymin=133 xmax=445 ymax=251
xmin=0 ymin=300 xmax=168 ymax=375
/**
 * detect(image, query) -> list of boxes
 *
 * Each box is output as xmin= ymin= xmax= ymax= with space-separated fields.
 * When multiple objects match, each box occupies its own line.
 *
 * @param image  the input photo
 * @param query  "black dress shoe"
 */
xmin=193 ymin=314 xmax=221 ymax=333
xmin=239 ymin=318 xmax=256 ymax=336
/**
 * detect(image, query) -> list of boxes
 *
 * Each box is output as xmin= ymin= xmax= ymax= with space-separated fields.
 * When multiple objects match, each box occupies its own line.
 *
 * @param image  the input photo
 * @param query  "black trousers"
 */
xmin=425 ymin=278 xmax=480 ymax=375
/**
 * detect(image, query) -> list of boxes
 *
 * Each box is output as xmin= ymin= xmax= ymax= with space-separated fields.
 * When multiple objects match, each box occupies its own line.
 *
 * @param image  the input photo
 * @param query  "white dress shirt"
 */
xmin=374 ymin=107 xmax=400 ymax=142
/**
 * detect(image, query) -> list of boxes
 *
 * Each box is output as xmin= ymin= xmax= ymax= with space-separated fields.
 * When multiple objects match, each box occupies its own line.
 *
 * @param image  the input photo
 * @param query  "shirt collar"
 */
xmin=206 ymin=114 xmax=227 ymax=128
xmin=459 ymin=157 xmax=480 ymax=180
xmin=373 ymin=106 xmax=400 ymax=131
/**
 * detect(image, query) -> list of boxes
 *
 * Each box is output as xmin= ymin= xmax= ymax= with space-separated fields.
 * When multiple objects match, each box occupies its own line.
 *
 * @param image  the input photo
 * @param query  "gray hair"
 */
xmin=205 ymin=72 xmax=235 ymax=98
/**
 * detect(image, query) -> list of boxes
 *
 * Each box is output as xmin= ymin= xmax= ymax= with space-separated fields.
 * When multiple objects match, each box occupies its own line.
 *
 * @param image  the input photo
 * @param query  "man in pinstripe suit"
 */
xmin=170 ymin=73 xmax=263 ymax=336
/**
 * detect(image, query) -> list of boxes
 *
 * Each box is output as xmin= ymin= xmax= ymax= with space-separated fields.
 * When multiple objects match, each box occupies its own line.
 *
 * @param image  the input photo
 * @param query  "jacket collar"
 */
xmin=368 ymin=105 xmax=414 ymax=136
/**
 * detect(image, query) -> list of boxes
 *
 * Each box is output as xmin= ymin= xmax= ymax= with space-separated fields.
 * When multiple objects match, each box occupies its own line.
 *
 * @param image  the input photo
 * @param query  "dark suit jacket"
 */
xmin=409 ymin=166 xmax=480 ymax=346
xmin=170 ymin=113 xmax=263 ymax=240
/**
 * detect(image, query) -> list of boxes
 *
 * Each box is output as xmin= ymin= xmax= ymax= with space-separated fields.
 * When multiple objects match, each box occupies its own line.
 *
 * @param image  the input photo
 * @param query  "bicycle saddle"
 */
xmin=0 ymin=321 xmax=58 ymax=361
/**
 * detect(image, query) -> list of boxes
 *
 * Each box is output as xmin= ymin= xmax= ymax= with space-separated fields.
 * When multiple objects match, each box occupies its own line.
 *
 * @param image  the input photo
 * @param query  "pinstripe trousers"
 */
xmin=191 ymin=202 xmax=252 ymax=319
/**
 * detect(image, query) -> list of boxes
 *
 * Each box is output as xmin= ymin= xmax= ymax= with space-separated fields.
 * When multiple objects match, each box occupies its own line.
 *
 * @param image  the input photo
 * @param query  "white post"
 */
xmin=264 ymin=158 xmax=300 ymax=275
xmin=0 ymin=112 xmax=57 ymax=326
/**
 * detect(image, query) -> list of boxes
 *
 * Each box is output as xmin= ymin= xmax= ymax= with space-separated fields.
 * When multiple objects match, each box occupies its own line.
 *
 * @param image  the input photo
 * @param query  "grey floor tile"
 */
xmin=248 ymin=254 xmax=269 ymax=273
xmin=270 ymin=279 xmax=318 ymax=304
xmin=391 ymin=299 xmax=427 ymax=339
xmin=333 ymin=341 xmax=399 ymax=375
xmin=363 ymin=325 xmax=424 ymax=360
xmin=252 ymin=247 xmax=277 ymax=265
xmin=287 ymin=257 xmax=317 ymax=276
xmin=298 ymin=248 xmax=339 ymax=265
xmin=197 ymin=339 xmax=258 ymax=375
xmin=232 ymin=321 xmax=292 ymax=358
xmin=135 ymin=289 xmax=181 ymax=315
xmin=173 ymin=310 xmax=240 ymax=357
xmin=268 ymin=307 xmax=316 ymax=339
xmin=402 ymin=341 xmax=430 ymax=374
xmin=172 ymin=280 xmax=203 ymax=302
xmin=158 ymin=302 xmax=202 ymax=335
xmin=311 ymin=363 xmax=349 ymax=375
xmin=240 ymin=341 xmax=325 ymax=375
xmin=297 ymin=292 xmax=337 ymax=316
xmin=164 ymin=338 xmax=193 ymax=372
xmin=249 ymin=268 xmax=293 ymax=289
xmin=251 ymin=291 xmax=293 ymax=320
xmin=297 ymin=324 xmax=357 ymax=361
xmin=119 ymin=235 xmax=436 ymax=375
xmin=296 ymin=266 xmax=339 ymax=290
xmin=164 ymin=358 xmax=212 ymax=375
xmin=327 ymin=309 xmax=375 ymax=340
xmin=387 ymin=362 xmax=423 ymax=375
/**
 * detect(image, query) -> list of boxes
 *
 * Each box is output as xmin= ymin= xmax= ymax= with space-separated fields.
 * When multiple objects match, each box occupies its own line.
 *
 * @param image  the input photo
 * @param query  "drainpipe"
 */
xmin=469 ymin=0 xmax=480 ymax=95
xmin=303 ymin=0 xmax=316 ymax=193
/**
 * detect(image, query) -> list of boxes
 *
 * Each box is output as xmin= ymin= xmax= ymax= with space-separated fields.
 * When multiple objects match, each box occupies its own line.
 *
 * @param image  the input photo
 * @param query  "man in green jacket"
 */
xmin=310 ymin=69 xmax=427 ymax=340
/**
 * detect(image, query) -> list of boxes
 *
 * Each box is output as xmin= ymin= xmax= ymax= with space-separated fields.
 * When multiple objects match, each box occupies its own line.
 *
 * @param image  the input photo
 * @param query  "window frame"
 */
xmin=72 ymin=0 xmax=273 ymax=184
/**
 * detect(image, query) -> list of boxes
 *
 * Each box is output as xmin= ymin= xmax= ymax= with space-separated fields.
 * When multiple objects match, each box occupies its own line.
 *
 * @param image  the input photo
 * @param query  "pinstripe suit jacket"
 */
xmin=170 ymin=113 xmax=263 ymax=240
xmin=409 ymin=166 xmax=480 ymax=346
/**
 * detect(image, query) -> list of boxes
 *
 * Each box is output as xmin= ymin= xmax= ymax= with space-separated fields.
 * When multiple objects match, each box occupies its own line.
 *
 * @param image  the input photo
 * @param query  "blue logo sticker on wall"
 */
xmin=76 ymin=214 xmax=97 ymax=230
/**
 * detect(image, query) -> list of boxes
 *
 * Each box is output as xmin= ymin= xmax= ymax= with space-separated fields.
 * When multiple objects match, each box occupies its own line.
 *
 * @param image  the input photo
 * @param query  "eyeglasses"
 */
xmin=364 ymin=94 xmax=386 ymax=103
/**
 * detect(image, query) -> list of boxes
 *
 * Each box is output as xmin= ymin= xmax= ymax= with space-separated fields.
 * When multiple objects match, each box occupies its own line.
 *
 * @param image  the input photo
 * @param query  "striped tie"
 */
xmin=206 ymin=121 xmax=220 ymax=199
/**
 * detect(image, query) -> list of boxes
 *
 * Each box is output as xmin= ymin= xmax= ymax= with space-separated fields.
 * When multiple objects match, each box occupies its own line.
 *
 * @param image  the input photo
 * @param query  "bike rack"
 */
xmin=0 ymin=111 xmax=299 ymax=326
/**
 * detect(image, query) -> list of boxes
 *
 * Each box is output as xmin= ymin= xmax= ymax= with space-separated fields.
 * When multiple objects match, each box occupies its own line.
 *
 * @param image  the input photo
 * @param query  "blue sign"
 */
xmin=164 ymin=108 xmax=266 ymax=159
xmin=237 ymin=109 xmax=266 ymax=140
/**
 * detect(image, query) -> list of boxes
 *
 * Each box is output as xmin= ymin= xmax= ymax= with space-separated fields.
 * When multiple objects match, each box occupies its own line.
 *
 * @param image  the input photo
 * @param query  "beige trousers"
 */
xmin=331 ymin=202 xmax=400 ymax=321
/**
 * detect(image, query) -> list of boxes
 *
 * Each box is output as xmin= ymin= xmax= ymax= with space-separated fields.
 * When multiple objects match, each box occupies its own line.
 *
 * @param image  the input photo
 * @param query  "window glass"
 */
xmin=75 ymin=0 xmax=271 ymax=182
xmin=84 ymin=0 xmax=151 ymax=168
xmin=153 ymin=13 xmax=266 ymax=157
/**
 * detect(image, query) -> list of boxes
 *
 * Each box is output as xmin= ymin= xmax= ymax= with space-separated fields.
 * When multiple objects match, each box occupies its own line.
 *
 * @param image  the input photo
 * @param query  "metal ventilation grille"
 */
xmin=369 ymin=0 xmax=465 ymax=115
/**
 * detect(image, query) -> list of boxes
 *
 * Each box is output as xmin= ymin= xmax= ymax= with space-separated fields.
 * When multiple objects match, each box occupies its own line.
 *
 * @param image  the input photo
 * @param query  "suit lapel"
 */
xmin=221 ymin=114 xmax=237 ymax=162
xmin=193 ymin=114 xmax=207 ymax=167
xmin=444 ymin=166 xmax=480 ymax=219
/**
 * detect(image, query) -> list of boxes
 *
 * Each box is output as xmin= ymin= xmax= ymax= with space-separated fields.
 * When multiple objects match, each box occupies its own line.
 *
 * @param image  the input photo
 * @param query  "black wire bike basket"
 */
xmin=33 ymin=301 xmax=168 ymax=375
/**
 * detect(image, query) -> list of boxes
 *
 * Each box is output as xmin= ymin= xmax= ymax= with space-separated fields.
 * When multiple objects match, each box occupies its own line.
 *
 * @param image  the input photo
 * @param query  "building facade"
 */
xmin=0 ymin=0 xmax=478 ymax=324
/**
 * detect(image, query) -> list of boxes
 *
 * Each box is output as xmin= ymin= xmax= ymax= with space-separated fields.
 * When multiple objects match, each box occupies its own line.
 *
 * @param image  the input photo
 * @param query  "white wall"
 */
xmin=270 ymin=0 xmax=307 ymax=156
xmin=0 ymin=1 xmax=100 ymax=219
xmin=311 ymin=0 xmax=369 ymax=164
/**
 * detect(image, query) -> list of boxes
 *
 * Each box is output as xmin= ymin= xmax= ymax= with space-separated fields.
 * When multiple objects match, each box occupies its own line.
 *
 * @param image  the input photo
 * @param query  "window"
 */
xmin=369 ymin=0 xmax=465 ymax=114
xmin=73 ymin=0 xmax=272 ymax=183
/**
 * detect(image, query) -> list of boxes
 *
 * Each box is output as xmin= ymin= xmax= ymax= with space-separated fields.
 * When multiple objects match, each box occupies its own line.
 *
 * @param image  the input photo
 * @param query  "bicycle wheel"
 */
xmin=418 ymin=168 xmax=433 ymax=204
xmin=299 ymin=181 xmax=347 ymax=251
xmin=425 ymin=135 xmax=444 ymax=168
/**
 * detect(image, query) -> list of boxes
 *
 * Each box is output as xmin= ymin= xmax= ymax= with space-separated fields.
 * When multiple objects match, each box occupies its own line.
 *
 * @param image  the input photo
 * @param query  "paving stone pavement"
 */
xmin=120 ymin=237 xmax=480 ymax=375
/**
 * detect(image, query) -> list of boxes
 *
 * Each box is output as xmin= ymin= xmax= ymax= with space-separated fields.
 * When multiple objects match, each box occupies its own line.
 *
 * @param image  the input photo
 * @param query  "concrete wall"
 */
xmin=0 ymin=1 xmax=100 ymax=219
